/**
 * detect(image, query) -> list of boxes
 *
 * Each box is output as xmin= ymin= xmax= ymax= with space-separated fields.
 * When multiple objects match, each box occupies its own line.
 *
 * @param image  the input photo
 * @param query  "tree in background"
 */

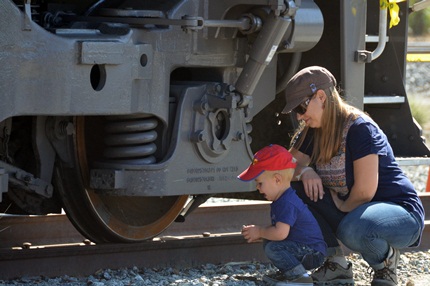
xmin=409 ymin=0 xmax=430 ymax=36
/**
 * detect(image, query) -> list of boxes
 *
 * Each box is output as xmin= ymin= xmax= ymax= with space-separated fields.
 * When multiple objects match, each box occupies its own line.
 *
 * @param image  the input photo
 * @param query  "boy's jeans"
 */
xmin=263 ymin=240 xmax=325 ymax=278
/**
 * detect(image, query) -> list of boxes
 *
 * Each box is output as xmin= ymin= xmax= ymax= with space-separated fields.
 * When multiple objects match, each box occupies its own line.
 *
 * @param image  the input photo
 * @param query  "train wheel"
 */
xmin=54 ymin=117 xmax=188 ymax=243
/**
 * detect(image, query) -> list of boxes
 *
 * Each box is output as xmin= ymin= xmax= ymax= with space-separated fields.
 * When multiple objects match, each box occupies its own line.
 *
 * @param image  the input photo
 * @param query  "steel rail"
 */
xmin=407 ymin=42 xmax=430 ymax=54
xmin=0 ymin=201 xmax=271 ymax=248
xmin=0 ymin=234 xmax=269 ymax=280
xmin=1 ymin=201 xmax=271 ymax=280
xmin=407 ymin=41 xmax=430 ymax=62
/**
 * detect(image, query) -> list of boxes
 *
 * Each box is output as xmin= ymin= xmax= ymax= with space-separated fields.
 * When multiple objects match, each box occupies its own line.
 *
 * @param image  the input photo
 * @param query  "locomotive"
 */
xmin=1 ymin=0 xmax=429 ymax=243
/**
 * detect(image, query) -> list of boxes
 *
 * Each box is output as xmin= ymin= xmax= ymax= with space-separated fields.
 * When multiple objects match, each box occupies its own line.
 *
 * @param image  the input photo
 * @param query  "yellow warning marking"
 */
xmin=407 ymin=54 xmax=430 ymax=62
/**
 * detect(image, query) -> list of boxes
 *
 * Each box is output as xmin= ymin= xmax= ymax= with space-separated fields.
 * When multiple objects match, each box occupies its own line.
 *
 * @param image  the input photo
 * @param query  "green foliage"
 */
xmin=409 ymin=97 xmax=430 ymax=128
xmin=409 ymin=1 xmax=430 ymax=36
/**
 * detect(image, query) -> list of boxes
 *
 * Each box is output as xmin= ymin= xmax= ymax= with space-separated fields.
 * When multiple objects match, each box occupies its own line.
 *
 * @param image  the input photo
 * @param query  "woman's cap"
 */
xmin=238 ymin=144 xmax=297 ymax=181
xmin=281 ymin=66 xmax=337 ymax=114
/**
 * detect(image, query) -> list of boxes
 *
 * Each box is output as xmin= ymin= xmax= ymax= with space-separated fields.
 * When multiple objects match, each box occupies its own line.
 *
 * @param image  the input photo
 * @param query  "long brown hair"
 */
xmin=291 ymin=87 xmax=361 ymax=165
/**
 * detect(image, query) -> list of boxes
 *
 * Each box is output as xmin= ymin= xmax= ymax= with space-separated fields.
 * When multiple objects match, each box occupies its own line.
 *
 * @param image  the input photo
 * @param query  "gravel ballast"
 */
xmin=0 ymin=251 xmax=429 ymax=285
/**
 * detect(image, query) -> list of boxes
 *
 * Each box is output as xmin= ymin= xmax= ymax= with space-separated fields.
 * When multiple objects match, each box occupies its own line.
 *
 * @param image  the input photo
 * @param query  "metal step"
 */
xmin=396 ymin=157 xmax=430 ymax=166
xmin=363 ymin=95 xmax=405 ymax=104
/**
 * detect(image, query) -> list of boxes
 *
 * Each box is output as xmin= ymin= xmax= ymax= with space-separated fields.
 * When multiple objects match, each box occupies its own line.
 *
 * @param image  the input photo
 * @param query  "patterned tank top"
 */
xmin=315 ymin=115 xmax=355 ymax=195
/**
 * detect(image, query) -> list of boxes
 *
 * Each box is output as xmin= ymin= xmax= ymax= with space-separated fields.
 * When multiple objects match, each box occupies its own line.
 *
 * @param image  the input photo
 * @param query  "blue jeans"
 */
xmin=337 ymin=201 xmax=422 ymax=266
xmin=292 ymin=182 xmax=423 ymax=267
xmin=263 ymin=240 xmax=325 ymax=278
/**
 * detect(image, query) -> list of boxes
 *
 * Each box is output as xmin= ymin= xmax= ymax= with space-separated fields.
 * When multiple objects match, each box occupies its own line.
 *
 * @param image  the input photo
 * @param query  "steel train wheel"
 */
xmin=55 ymin=117 xmax=188 ymax=243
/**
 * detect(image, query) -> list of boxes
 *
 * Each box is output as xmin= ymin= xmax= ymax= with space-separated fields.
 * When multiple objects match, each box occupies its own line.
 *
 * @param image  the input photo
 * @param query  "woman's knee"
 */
xmin=337 ymin=217 xmax=361 ymax=239
xmin=336 ymin=212 xmax=367 ymax=249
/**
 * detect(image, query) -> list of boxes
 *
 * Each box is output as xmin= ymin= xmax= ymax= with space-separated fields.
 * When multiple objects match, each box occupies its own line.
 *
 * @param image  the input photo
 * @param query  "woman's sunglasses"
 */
xmin=292 ymin=96 xmax=313 ymax=115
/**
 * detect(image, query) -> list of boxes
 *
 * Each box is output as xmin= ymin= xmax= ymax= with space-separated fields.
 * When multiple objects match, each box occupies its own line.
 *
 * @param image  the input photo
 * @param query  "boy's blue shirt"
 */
xmin=271 ymin=187 xmax=327 ymax=255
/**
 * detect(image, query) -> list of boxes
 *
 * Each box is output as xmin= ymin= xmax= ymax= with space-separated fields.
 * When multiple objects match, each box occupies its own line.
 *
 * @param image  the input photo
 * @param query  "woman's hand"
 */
xmin=290 ymin=148 xmax=324 ymax=202
xmin=301 ymin=168 xmax=325 ymax=202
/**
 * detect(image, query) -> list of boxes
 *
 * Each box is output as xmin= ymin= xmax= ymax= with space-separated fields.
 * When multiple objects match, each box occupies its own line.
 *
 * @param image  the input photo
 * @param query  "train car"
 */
xmin=1 ymin=0 xmax=429 ymax=243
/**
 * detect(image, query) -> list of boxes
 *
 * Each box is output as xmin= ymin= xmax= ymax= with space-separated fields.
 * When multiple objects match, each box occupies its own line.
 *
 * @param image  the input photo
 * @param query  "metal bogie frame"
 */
xmin=0 ymin=0 xmax=428 ymax=242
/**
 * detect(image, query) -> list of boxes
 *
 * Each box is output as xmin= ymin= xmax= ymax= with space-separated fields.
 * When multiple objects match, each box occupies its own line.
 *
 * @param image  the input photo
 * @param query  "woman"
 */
xmin=282 ymin=66 xmax=424 ymax=286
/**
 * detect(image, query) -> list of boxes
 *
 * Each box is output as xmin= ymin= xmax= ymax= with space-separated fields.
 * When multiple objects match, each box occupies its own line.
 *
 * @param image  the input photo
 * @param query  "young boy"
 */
xmin=238 ymin=144 xmax=326 ymax=286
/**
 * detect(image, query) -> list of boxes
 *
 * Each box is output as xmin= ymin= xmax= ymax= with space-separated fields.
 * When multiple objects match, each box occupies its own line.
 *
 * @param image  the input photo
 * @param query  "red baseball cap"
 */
xmin=238 ymin=144 xmax=297 ymax=181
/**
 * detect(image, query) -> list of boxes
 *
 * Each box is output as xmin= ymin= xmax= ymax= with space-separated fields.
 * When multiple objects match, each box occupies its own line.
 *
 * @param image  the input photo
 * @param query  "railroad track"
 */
xmin=407 ymin=41 xmax=430 ymax=54
xmin=0 ymin=194 xmax=429 ymax=280
xmin=1 ymin=201 xmax=270 ymax=280
xmin=407 ymin=41 xmax=430 ymax=61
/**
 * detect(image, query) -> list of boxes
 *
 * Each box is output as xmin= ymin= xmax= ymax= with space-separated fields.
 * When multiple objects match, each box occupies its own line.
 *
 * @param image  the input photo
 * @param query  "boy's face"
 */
xmin=255 ymin=171 xmax=282 ymax=201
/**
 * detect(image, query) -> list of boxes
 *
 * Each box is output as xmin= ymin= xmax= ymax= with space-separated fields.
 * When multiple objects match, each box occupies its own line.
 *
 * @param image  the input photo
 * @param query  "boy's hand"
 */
xmin=241 ymin=225 xmax=262 ymax=243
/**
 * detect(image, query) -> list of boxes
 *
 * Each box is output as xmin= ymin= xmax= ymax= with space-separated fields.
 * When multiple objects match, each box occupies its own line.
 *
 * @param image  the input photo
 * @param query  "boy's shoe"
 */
xmin=371 ymin=247 xmax=400 ymax=286
xmin=311 ymin=261 xmax=355 ymax=285
xmin=263 ymin=271 xmax=313 ymax=285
